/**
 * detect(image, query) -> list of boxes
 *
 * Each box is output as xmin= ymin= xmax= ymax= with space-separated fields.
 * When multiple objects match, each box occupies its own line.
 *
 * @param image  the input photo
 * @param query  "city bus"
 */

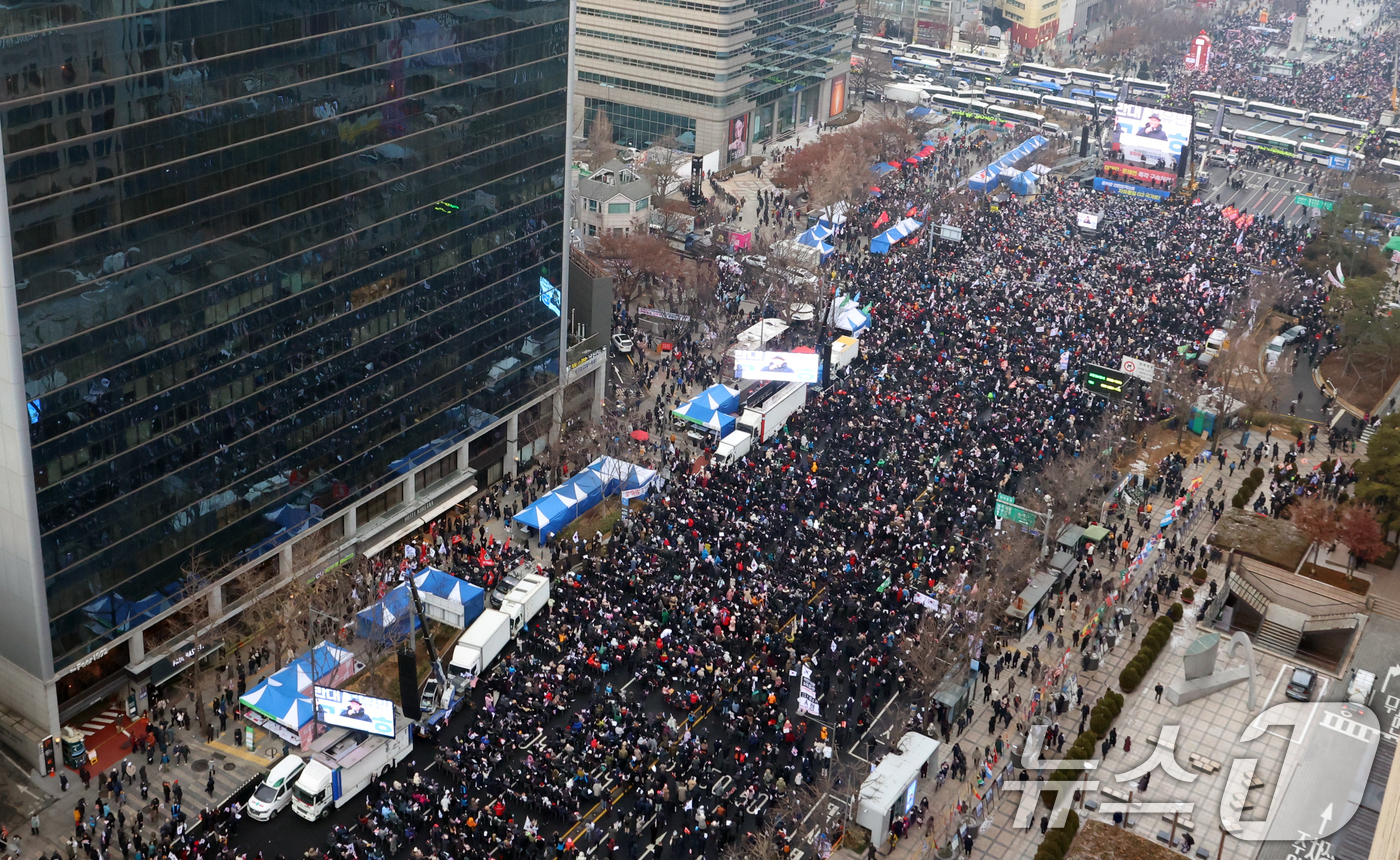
xmin=1306 ymin=112 xmax=1368 ymax=135
xmin=1385 ymin=127 xmax=1400 ymax=146
xmin=1016 ymin=62 xmax=1069 ymax=83
xmin=1013 ymin=77 xmax=1062 ymax=94
xmin=1193 ymin=119 xmax=1227 ymax=143
xmin=1067 ymin=68 xmax=1116 ymax=87
xmin=859 ymin=35 xmax=907 ymax=55
xmin=1380 ymin=157 xmax=1400 ymax=176
xmin=1041 ymin=95 xmax=1097 ymax=115
xmin=1070 ymin=88 xmax=1117 ymax=103
xmin=893 ymin=54 xmax=944 ymax=75
xmin=1232 ymin=129 xmax=1298 ymax=156
xmin=929 ymin=93 xmax=975 ymax=112
xmin=1190 ymin=91 xmax=1247 ymax=112
xmin=955 ymin=51 xmax=1004 ymax=72
xmin=984 ymin=86 xmax=1044 ymax=107
xmin=1124 ymin=78 xmax=1170 ymax=100
xmin=987 ymin=104 xmax=1045 ymax=127
xmin=950 ymin=65 xmax=998 ymax=84
xmin=906 ymin=43 xmax=955 ymax=62
xmin=1299 ymin=141 xmax=1362 ymax=166
xmin=1244 ymin=100 xmax=1309 ymax=124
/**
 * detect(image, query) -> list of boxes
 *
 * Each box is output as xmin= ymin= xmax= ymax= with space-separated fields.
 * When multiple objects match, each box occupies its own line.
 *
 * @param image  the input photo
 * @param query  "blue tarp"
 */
xmin=871 ymin=162 xmax=897 ymax=175
xmin=870 ymin=217 xmax=923 ymax=254
xmin=907 ymin=106 xmax=932 ymax=118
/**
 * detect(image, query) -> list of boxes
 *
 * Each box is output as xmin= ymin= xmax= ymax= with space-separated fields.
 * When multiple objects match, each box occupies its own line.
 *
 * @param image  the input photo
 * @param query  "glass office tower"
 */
xmin=0 ymin=0 xmax=570 ymax=745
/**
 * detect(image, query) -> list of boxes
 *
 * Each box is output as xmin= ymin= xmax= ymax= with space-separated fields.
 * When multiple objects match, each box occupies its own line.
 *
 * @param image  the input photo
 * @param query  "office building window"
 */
xmin=357 ymin=484 xmax=404 ymax=527
xmin=415 ymin=453 xmax=460 ymax=493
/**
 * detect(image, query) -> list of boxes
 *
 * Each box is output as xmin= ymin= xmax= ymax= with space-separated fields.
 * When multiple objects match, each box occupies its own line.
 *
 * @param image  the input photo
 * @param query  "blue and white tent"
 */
xmin=828 ymin=294 xmax=872 ymax=334
xmin=512 ymin=456 xmax=658 ymax=542
xmin=688 ymin=384 xmax=740 ymax=414
xmin=870 ymin=217 xmax=923 ymax=254
xmin=796 ymin=229 xmax=835 ymax=260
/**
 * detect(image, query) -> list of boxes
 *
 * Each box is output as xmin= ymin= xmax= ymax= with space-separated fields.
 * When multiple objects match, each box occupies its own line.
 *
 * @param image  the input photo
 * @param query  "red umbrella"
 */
xmin=630 ymin=430 xmax=649 ymax=442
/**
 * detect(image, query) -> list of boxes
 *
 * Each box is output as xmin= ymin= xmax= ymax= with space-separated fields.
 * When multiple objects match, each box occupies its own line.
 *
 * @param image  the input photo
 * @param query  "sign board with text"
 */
xmin=1083 ymin=364 xmax=1129 ymax=397
xmin=1295 ymin=194 xmax=1334 ymax=211
xmin=995 ymin=493 xmax=1039 ymax=527
xmin=1119 ymin=356 xmax=1155 ymax=382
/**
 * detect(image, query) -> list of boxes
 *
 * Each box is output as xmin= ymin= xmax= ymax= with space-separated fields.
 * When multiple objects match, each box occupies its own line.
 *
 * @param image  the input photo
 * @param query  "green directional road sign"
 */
xmin=994 ymin=494 xmax=1039 ymax=527
xmin=1294 ymin=194 xmax=1334 ymax=211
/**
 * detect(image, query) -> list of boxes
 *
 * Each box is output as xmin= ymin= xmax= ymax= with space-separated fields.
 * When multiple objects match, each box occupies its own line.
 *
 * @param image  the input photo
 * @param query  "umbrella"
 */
xmin=630 ymin=430 xmax=649 ymax=441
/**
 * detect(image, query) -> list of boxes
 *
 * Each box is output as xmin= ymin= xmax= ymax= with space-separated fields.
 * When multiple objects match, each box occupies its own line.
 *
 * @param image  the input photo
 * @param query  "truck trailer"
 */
xmin=291 ymin=707 xmax=413 ymax=820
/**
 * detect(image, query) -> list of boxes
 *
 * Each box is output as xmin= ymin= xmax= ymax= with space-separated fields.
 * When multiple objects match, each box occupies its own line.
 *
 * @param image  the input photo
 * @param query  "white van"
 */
xmin=1265 ymin=335 xmax=1286 ymax=370
xmin=1347 ymin=669 xmax=1376 ymax=707
xmin=247 ymin=754 xmax=306 ymax=821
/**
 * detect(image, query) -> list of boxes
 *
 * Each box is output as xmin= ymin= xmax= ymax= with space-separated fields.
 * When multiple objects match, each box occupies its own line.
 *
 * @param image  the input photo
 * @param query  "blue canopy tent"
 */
xmin=355 ymin=585 xmax=417 ymax=644
xmin=869 ymin=218 xmax=923 ymax=254
xmin=513 ymin=456 xmax=660 ymax=542
xmin=907 ymin=106 xmax=932 ymax=119
xmin=671 ymin=398 xmax=716 ymax=424
xmin=1008 ymin=170 xmax=1037 ymax=196
xmin=967 ymin=166 xmax=1001 ymax=193
xmin=871 ymin=162 xmax=898 ymax=176
xmin=795 ymin=230 xmax=836 ymax=259
xmin=688 ymin=384 xmax=740 ymax=414
xmin=828 ymin=294 xmax=872 ymax=334
xmin=240 ymin=640 xmax=354 ymax=729
xmin=413 ymin=567 xmax=487 ymax=628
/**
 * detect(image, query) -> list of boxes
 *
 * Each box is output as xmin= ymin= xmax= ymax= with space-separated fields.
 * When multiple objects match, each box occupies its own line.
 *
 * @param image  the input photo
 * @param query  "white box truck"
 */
xmin=500 ymin=574 xmax=549 ymax=632
xmin=713 ymin=430 xmax=753 ymax=466
xmin=290 ymin=707 xmax=412 ymax=821
xmin=447 ymin=609 xmax=512 ymax=681
xmin=883 ymin=83 xmax=926 ymax=105
xmin=736 ymin=381 xmax=807 ymax=443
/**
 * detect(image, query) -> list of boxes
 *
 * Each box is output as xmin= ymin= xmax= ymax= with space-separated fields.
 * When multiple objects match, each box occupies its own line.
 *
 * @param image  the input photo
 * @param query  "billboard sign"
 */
xmin=830 ymin=74 xmax=847 ymax=118
xmin=538 ymin=276 xmax=561 ymax=317
xmin=727 ymin=114 xmax=749 ymax=161
xmin=1110 ymin=103 xmax=1191 ymax=171
xmin=1083 ymin=364 xmax=1129 ymax=397
xmin=1076 ymin=211 xmax=1101 ymax=231
xmin=314 ymin=686 xmax=397 ymax=738
xmin=733 ymin=350 xmax=821 ymax=383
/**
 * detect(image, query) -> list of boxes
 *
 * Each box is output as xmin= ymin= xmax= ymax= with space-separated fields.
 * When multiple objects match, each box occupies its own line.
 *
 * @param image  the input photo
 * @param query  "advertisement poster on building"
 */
xmin=829 ymin=74 xmax=846 ymax=118
xmin=728 ymin=114 xmax=748 ymax=161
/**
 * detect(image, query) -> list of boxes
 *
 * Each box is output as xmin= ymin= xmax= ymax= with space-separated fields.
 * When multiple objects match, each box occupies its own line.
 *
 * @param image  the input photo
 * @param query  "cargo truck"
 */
xmin=447 ymin=609 xmax=512 ymax=681
xmin=736 ymin=381 xmax=807 ymax=443
xmin=499 ymin=574 xmax=550 ymax=631
xmin=290 ymin=707 xmax=412 ymax=820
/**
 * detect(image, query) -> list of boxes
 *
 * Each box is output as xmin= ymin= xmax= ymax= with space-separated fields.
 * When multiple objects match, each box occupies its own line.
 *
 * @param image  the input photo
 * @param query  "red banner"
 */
xmin=1103 ymin=162 xmax=1176 ymax=185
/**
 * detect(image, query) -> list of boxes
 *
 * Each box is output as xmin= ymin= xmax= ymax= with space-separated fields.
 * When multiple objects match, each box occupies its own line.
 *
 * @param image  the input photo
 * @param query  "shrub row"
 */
xmin=1118 ymin=607 xmax=1180 ymax=692
xmin=1033 ymin=809 xmax=1081 ymax=860
xmin=1232 ymin=467 xmax=1267 ymax=509
xmin=1039 ymin=691 xmax=1125 ymax=808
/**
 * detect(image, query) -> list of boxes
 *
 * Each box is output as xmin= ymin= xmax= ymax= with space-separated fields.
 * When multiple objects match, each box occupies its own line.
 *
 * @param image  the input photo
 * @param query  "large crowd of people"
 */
xmin=63 ymin=10 xmax=1398 ymax=860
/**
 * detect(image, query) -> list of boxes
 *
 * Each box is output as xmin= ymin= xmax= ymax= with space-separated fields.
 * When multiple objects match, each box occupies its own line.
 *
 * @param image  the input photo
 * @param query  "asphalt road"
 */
xmin=1198 ymin=161 xmax=1344 ymax=229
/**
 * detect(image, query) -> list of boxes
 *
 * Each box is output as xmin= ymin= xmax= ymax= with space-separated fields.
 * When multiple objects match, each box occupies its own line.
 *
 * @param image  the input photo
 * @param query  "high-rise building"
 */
xmin=0 ymin=0 xmax=573 ymax=765
xmin=575 ymin=0 xmax=854 ymax=164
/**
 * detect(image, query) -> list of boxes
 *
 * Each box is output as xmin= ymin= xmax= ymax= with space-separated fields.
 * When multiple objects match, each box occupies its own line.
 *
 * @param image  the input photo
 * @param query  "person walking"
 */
xmin=1154 ymin=683 xmax=1164 ymax=703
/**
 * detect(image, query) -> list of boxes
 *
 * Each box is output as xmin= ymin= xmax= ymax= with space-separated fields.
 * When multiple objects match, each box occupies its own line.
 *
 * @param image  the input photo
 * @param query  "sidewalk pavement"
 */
xmin=831 ymin=423 xmax=1373 ymax=860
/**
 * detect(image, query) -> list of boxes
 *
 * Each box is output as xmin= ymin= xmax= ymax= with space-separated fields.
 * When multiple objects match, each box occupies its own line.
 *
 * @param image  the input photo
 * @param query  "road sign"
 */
xmin=1294 ymin=194 xmax=1335 ymax=211
xmin=1119 ymin=356 xmax=1155 ymax=382
xmin=1328 ymin=155 xmax=1352 ymax=171
xmin=940 ymin=224 xmax=963 ymax=242
xmin=1083 ymin=363 xmax=1129 ymax=397
xmin=995 ymin=494 xmax=1039 ymax=527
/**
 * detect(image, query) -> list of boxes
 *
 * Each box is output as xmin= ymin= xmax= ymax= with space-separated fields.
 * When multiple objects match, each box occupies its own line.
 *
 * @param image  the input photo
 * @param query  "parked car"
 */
xmin=1285 ymin=666 xmax=1318 ymax=701
xmin=1281 ymin=325 xmax=1307 ymax=343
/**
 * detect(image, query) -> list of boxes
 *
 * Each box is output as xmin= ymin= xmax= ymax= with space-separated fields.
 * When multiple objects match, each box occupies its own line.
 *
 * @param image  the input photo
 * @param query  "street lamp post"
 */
xmin=1041 ymin=493 xmax=1053 ymax=556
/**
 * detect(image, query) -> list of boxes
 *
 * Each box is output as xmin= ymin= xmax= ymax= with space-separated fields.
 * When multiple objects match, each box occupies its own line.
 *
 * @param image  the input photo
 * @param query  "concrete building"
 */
xmin=0 ymin=0 xmax=581 ymax=768
xmin=575 ymin=0 xmax=857 ymax=164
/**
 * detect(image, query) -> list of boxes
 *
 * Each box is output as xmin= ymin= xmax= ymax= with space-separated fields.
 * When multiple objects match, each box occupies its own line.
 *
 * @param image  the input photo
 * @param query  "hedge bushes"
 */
xmin=1033 ymin=809 xmax=1081 ymax=860
xmin=1233 ymin=467 xmax=1268 ymax=509
xmin=1118 ymin=610 xmax=1179 ymax=692
xmin=1040 ymin=692 xmax=1125 ymax=807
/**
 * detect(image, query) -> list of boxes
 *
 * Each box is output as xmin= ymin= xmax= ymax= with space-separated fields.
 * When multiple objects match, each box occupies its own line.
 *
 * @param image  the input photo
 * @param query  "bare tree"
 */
xmin=637 ymin=134 xmax=686 ymax=201
xmin=582 ymin=109 xmax=617 ymax=170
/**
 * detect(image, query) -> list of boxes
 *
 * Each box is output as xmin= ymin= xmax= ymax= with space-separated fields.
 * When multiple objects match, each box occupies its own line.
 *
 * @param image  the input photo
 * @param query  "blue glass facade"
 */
xmin=0 ymin=0 xmax=569 ymax=673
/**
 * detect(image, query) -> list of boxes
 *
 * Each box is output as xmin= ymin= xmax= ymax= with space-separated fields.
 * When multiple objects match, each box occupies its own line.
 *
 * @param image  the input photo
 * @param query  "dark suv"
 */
xmin=1285 ymin=667 xmax=1317 ymax=701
